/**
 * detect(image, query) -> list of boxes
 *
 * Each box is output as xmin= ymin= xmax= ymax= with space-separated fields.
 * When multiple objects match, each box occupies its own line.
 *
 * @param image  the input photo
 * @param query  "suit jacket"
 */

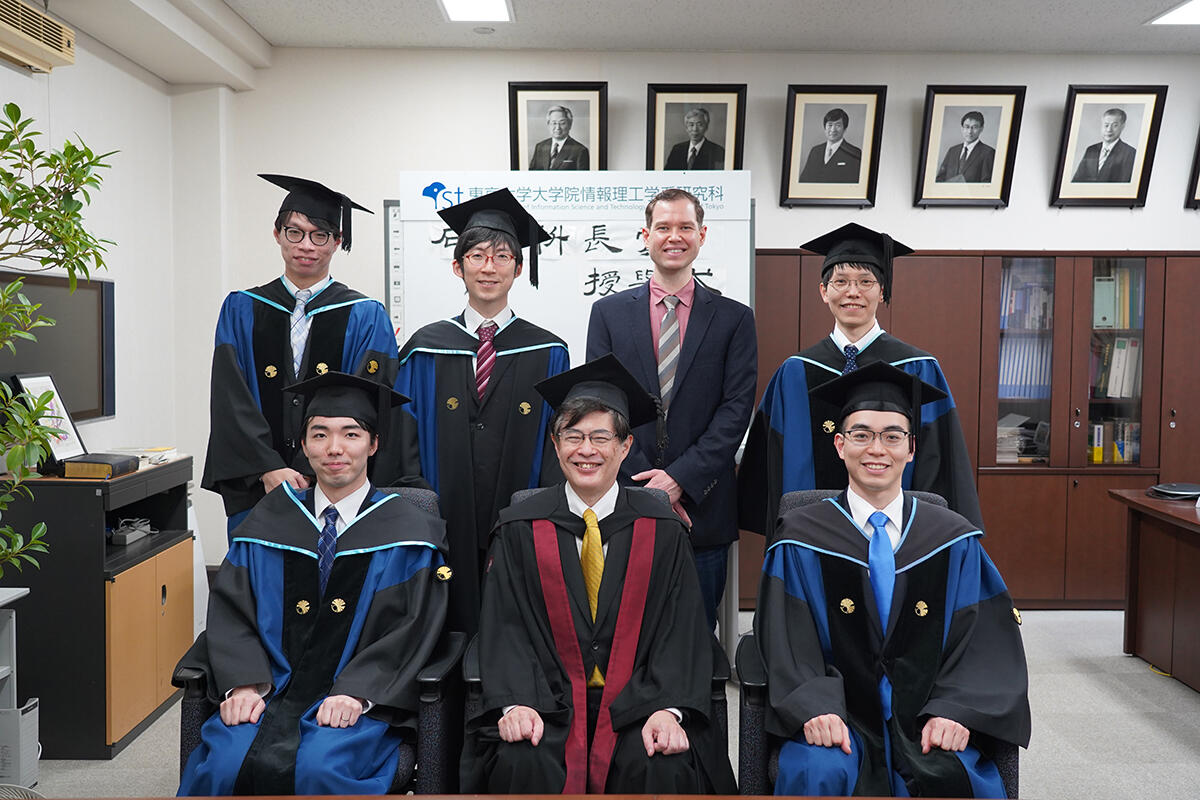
xmin=797 ymin=140 xmax=862 ymax=183
xmin=586 ymin=279 xmax=757 ymax=548
xmin=664 ymin=139 xmax=726 ymax=170
xmin=529 ymin=136 xmax=590 ymax=170
xmin=1072 ymin=139 xmax=1136 ymax=183
xmin=936 ymin=141 xmax=995 ymax=183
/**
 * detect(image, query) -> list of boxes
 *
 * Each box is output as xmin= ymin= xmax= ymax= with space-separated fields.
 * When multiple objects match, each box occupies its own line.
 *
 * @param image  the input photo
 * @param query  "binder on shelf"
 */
xmin=1120 ymin=337 xmax=1142 ymax=398
xmin=1090 ymin=423 xmax=1104 ymax=464
xmin=1107 ymin=337 xmax=1129 ymax=399
xmin=1093 ymin=276 xmax=1117 ymax=328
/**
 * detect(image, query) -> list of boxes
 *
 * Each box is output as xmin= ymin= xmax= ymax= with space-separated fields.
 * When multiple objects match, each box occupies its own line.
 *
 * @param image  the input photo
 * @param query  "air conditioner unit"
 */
xmin=0 ymin=0 xmax=74 ymax=72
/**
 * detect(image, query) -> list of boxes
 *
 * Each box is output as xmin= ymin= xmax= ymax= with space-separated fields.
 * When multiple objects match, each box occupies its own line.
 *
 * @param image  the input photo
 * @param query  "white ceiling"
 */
xmin=223 ymin=0 xmax=1195 ymax=54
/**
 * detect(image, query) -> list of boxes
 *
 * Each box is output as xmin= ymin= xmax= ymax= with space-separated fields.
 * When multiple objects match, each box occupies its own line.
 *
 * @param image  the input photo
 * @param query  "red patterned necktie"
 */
xmin=475 ymin=322 xmax=497 ymax=397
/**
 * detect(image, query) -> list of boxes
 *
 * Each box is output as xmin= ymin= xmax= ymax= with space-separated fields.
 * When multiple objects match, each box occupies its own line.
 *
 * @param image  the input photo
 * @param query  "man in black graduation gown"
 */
xmin=462 ymin=355 xmax=736 ymax=794
xmin=390 ymin=189 xmax=569 ymax=635
xmin=179 ymin=372 xmax=449 ymax=796
xmin=203 ymin=174 xmax=399 ymax=536
xmin=739 ymin=223 xmax=982 ymax=539
xmin=755 ymin=362 xmax=1029 ymax=798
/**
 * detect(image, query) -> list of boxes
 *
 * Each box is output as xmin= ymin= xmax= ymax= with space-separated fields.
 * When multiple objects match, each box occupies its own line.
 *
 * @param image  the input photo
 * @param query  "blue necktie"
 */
xmin=318 ymin=505 xmax=338 ymax=595
xmin=842 ymin=343 xmax=859 ymax=374
xmin=868 ymin=509 xmax=895 ymax=721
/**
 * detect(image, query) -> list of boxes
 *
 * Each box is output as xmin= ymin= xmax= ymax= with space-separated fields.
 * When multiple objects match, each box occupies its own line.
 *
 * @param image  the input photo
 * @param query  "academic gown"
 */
xmin=177 ymin=484 xmax=449 ymax=797
xmin=737 ymin=333 xmax=983 ymax=538
xmin=461 ymin=486 xmax=737 ymax=795
xmin=393 ymin=314 xmax=569 ymax=634
xmin=202 ymin=278 xmax=399 ymax=518
xmin=755 ymin=493 xmax=1030 ymax=798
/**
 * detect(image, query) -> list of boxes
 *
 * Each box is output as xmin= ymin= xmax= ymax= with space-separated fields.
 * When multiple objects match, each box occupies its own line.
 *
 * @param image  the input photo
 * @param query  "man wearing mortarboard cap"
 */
xmin=461 ymin=355 xmax=736 ymax=795
xmin=179 ymin=372 xmax=449 ymax=796
xmin=202 ymin=174 xmax=402 ymax=538
xmin=754 ymin=362 xmax=1029 ymax=798
xmin=738 ymin=222 xmax=982 ymax=541
xmin=387 ymin=188 xmax=569 ymax=636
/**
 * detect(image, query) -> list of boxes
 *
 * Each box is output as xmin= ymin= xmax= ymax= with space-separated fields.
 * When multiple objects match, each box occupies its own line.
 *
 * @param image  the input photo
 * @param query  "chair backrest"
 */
xmin=378 ymin=485 xmax=441 ymax=516
xmin=779 ymin=488 xmax=948 ymax=516
xmin=510 ymin=485 xmax=670 ymax=507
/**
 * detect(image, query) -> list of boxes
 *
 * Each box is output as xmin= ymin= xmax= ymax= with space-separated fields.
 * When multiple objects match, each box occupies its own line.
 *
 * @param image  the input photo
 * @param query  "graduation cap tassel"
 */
xmin=341 ymin=203 xmax=353 ymax=252
xmin=529 ymin=221 xmax=540 ymax=288
xmin=882 ymin=233 xmax=894 ymax=303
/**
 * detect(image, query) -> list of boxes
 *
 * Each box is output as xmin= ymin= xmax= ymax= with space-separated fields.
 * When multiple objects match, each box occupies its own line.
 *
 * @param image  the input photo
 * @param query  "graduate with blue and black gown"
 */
xmin=391 ymin=189 xmax=569 ymax=635
xmin=755 ymin=362 xmax=1029 ymax=798
xmin=179 ymin=372 xmax=448 ymax=796
xmin=202 ymin=174 xmax=400 ymax=534
xmin=738 ymin=223 xmax=982 ymax=539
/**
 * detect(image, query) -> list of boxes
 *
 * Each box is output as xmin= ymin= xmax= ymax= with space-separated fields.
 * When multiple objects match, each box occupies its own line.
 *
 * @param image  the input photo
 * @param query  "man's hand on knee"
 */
xmin=499 ymin=705 xmax=544 ymax=745
xmin=316 ymin=695 xmax=364 ymax=728
xmin=220 ymin=686 xmax=265 ymax=726
xmin=803 ymin=713 xmax=853 ymax=754
xmin=642 ymin=709 xmax=689 ymax=756
xmin=921 ymin=716 xmax=969 ymax=753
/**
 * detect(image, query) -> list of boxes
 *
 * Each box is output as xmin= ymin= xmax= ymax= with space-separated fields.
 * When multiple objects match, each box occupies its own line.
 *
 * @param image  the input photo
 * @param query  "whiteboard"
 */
xmin=385 ymin=171 xmax=753 ymax=363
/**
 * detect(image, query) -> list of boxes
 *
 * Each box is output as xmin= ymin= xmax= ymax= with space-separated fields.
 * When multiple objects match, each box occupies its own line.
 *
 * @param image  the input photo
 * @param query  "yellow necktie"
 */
xmin=581 ymin=508 xmax=605 ymax=687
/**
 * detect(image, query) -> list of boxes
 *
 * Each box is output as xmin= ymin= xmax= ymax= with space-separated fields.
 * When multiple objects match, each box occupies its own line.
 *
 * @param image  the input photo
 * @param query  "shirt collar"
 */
xmin=565 ymin=480 xmax=620 ymax=522
xmin=845 ymin=486 xmax=904 ymax=549
xmin=463 ymin=304 xmax=513 ymax=333
xmin=313 ymin=479 xmax=372 ymax=531
xmin=649 ymin=275 xmax=695 ymax=308
xmin=281 ymin=274 xmax=333 ymax=299
xmin=962 ymin=140 xmax=976 ymax=155
xmin=826 ymin=139 xmax=844 ymax=154
xmin=831 ymin=319 xmax=883 ymax=351
xmin=690 ymin=138 xmax=707 ymax=150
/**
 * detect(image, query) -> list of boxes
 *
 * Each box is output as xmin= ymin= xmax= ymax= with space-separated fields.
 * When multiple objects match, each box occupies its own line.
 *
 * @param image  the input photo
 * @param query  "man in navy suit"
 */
xmin=586 ymin=188 xmax=757 ymax=629
xmin=936 ymin=110 xmax=995 ymax=183
xmin=529 ymin=105 xmax=590 ymax=170
xmin=664 ymin=108 xmax=727 ymax=170
xmin=1072 ymin=107 xmax=1136 ymax=182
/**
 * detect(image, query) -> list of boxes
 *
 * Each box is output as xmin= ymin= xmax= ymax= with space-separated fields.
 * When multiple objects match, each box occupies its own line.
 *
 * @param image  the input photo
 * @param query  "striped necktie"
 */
xmin=318 ymin=505 xmax=338 ymax=595
xmin=657 ymin=295 xmax=681 ymax=411
xmin=475 ymin=321 xmax=497 ymax=397
xmin=581 ymin=508 xmax=605 ymax=687
xmin=290 ymin=288 xmax=312 ymax=377
xmin=842 ymin=343 xmax=859 ymax=374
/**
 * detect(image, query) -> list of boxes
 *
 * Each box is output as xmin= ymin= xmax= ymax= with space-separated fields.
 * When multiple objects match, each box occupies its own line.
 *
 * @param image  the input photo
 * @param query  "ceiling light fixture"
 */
xmin=438 ymin=0 xmax=513 ymax=23
xmin=1150 ymin=0 xmax=1200 ymax=24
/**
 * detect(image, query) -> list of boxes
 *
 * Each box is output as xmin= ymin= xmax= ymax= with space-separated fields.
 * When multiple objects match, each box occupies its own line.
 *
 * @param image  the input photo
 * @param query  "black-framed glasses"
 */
xmin=556 ymin=429 xmax=616 ymax=447
xmin=841 ymin=428 xmax=912 ymax=448
xmin=464 ymin=251 xmax=516 ymax=268
xmin=281 ymin=226 xmax=336 ymax=247
xmin=825 ymin=276 xmax=879 ymax=293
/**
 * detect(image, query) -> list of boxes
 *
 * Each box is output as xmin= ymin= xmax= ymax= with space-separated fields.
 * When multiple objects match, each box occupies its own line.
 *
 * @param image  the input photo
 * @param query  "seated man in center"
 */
xmin=755 ymin=362 xmax=1030 ymax=798
xmin=462 ymin=354 xmax=736 ymax=794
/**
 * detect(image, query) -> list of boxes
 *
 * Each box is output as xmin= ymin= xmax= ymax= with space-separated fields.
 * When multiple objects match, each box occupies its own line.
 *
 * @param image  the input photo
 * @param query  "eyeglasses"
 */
xmin=281 ymin=226 xmax=336 ymax=247
xmin=841 ymin=428 xmax=912 ymax=448
xmin=825 ymin=277 xmax=879 ymax=293
xmin=556 ymin=429 xmax=616 ymax=447
xmin=464 ymin=251 xmax=516 ymax=268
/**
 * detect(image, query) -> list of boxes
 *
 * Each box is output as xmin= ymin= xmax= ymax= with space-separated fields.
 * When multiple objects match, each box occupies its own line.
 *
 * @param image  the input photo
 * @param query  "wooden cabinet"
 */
xmin=1159 ymin=258 xmax=1200 ymax=482
xmin=8 ymin=458 xmax=193 ymax=758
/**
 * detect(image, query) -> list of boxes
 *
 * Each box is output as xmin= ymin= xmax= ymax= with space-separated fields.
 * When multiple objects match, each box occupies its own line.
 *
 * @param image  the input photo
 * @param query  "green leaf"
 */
xmin=3 ymin=103 xmax=19 ymax=124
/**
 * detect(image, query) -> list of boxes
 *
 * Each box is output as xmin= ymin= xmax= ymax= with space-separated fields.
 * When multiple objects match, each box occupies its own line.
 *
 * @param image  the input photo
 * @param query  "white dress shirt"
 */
xmin=831 ymin=320 xmax=884 ymax=352
xmin=845 ymin=486 xmax=904 ymax=551
xmin=463 ymin=304 xmax=513 ymax=371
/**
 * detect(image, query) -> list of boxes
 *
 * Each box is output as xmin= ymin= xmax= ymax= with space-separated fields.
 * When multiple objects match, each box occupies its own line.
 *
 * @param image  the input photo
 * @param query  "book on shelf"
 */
xmin=1094 ymin=340 xmax=1114 ymax=397
xmin=1093 ymin=276 xmax=1116 ymax=328
xmin=1120 ymin=337 xmax=1141 ymax=398
xmin=61 ymin=453 xmax=139 ymax=479
xmin=1107 ymin=337 xmax=1129 ymax=399
xmin=1090 ymin=422 xmax=1104 ymax=464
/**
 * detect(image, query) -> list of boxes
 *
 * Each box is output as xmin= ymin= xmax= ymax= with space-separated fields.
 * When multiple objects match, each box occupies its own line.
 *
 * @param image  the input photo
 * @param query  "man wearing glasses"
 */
xmin=390 ymin=189 xmax=568 ymax=636
xmin=203 ymin=174 xmax=398 ymax=537
xmin=755 ymin=362 xmax=1029 ymax=798
xmin=739 ymin=223 xmax=981 ymax=539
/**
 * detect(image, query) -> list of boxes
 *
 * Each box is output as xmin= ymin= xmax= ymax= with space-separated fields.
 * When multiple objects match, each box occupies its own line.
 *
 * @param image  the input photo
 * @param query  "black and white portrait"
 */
xmin=509 ymin=82 xmax=607 ymax=171
xmin=935 ymin=107 xmax=1001 ymax=183
xmin=780 ymin=86 xmax=886 ymax=207
xmin=796 ymin=103 xmax=867 ymax=184
xmin=646 ymin=84 xmax=746 ymax=170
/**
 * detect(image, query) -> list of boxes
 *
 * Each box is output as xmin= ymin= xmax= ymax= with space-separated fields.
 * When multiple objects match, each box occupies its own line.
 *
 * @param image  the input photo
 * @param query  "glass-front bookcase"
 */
xmin=995 ymin=257 xmax=1055 ymax=464
xmin=1086 ymin=258 xmax=1146 ymax=466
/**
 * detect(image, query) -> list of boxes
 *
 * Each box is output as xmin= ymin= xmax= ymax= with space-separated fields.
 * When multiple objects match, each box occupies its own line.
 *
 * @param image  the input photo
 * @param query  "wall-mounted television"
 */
xmin=0 ymin=271 xmax=116 ymax=421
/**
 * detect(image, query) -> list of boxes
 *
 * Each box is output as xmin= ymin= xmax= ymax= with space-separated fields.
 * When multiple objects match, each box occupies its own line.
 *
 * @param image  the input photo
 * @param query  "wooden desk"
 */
xmin=1110 ymin=488 xmax=1200 ymax=693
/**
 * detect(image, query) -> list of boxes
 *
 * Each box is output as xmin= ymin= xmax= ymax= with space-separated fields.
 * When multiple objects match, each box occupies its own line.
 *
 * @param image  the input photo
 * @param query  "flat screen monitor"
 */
xmin=0 ymin=271 xmax=115 ymax=421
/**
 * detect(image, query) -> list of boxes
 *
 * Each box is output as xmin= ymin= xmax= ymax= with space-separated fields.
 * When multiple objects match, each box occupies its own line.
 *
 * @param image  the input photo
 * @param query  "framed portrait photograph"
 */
xmin=1050 ymin=85 xmax=1168 ymax=207
xmin=646 ymin=83 xmax=746 ymax=170
xmin=1185 ymin=128 xmax=1200 ymax=209
xmin=780 ymin=85 xmax=886 ymax=207
xmin=914 ymin=85 xmax=1026 ymax=208
xmin=509 ymin=81 xmax=607 ymax=171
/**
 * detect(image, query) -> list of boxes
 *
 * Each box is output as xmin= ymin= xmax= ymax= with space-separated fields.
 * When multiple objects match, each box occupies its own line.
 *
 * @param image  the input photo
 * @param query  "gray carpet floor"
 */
xmin=31 ymin=610 xmax=1200 ymax=798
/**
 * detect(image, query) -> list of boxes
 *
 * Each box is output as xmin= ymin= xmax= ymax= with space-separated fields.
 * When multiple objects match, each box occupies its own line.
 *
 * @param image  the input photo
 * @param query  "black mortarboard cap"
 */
xmin=800 ymin=222 xmax=914 ymax=303
xmin=437 ymin=188 xmax=552 ymax=288
xmin=260 ymin=173 xmax=373 ymax=252
xmin=809 ymin=361 xmax=947 ymax=428
xmin=290 ymin=371 xmax=409 ymax=445
xmin=535 ymin=353 xmax=660 ymax=430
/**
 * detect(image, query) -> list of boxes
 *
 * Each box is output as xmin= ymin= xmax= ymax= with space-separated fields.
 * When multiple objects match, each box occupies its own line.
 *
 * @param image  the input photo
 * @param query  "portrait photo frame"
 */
xmin=645 ymin=83 xmax=746 ymax=170
xmin=509 ymin=82 xmax=607 ymax=172
xmin=1050 ymin=85 xmax=1167 ymax=207
xmin=1185 ymin=126 xmax=1200 ymax=209
xmin=780 ymin=85 xmax=886 ymax=207
xmin=914 ymin=85 xmax=1026 ymax=208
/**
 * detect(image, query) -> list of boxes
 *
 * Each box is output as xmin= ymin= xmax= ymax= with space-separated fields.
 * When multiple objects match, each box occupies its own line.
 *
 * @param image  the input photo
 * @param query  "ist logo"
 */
xmin=421 ymin=181 xmax=445 ymax=204
xmin=421 ymin=181 xmax=468 ymax=209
